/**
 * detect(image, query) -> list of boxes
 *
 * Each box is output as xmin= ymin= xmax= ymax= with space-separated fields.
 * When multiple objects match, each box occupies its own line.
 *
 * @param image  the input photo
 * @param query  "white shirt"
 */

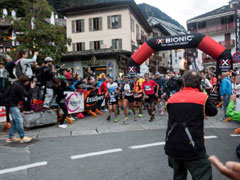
xmin=124 ymin=83 xmax=133 ymax=96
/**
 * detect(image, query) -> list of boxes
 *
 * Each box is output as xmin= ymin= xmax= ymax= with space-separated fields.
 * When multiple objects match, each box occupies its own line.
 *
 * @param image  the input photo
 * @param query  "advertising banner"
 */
xmin=84 ymin=90 xmax=105 ymax=111
xmin=216 ymin=58 xmax=233 ymax=76
xmin=65 ymin=92 xmax=84 ymax=114
xmin=236 ymin=3 xmax=240 ymax=52
xmin=209 ymin=85 xmax=220 ymax=102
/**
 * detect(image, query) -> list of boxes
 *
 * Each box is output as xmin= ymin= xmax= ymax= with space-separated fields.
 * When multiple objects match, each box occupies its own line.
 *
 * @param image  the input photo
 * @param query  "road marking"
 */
xmin=129 ymin=142 xmax=165 ymax=149
xmin=204 ymin=136 xmax=218 ymax=139
xmin=71 ymin=148 xmax=122 ymax=160
xmin=0 ymin=161 xmax=47 ymax=175
xmin=230 ymin=134 xmax=240 ymax=137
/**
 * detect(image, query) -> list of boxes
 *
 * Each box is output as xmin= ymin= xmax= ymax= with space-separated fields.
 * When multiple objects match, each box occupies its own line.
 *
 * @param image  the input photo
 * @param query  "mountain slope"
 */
xmin=138 ymin=3 xmax=185 ymax=31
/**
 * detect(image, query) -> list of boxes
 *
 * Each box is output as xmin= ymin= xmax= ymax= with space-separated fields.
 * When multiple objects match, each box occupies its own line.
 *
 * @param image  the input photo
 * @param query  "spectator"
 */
xmin=6 ymin=75 xmax=35 ymax=143
xmin=43 ymin=57 xmax=56 ymax=109
xmin=220 ymin=72 xmax=232 ymax=120
xmin=16 ymin=50 xmax=38 ymax=79
xmin=4 ymin=55 xmax=16 ymax=82
xmin=165 ymin=70 xmax=217 ymax=180
xmin=200 ymin=70 xmax=213 ymax=94
xmin=226 ymin=90 xmax=240 ymax=121
xmin=0 ymin=61 xmax=8 ymax=93
xmin=53 ymin=77 xmax=69 ymax=128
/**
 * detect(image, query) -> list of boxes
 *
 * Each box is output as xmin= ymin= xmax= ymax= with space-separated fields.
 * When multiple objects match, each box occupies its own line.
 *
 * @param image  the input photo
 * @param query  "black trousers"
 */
xmin=168 ymin=154 xmax=212 ymax=180
xmin=23 ymin=84 xmax=32 ymax=111
xmin=58 ymin=103 xmax=68 ymax=125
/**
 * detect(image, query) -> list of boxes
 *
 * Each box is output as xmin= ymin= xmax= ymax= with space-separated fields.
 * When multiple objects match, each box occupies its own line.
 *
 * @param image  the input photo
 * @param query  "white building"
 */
xmin=59 ymin=1 xmax=152 ymax=77
xmin=147 ymin=16 xmax=187 ymax=73
xmin=187 ymin=0 xmax=240 ymax=71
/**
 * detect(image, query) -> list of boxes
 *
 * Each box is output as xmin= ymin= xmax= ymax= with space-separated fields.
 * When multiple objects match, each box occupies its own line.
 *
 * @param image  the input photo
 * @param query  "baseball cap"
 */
xmin=44 ymin=57 xmax=53 ymax=62
xmin=155 ymin=72 xmax=160 ymax=76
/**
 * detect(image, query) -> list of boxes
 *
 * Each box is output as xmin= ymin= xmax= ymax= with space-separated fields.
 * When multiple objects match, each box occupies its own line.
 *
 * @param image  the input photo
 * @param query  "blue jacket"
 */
xmin=220 ymin=77 xmax=232 ymax=96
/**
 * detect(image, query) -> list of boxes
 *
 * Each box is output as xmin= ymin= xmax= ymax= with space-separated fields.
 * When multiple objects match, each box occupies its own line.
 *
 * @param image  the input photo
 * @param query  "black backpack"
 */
xmin=0 ymin=86 xmax=12 ymax=106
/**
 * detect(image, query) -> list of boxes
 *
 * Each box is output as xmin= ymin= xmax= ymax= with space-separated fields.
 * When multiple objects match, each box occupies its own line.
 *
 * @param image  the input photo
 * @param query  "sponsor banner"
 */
xmin=236 ymin=3 xmax=240 ymax=52
xmin=155 ymin=35 xmax=195 ymax=48
xmin=0 ymin=106 xmax=6 ymax=123
xmin=84 ymin=89 xmax=105 ymax=111
xmin=65 ymin=92 xmax=84 ymax=114
xmin=217 ymin=58 xmax=233 ymax=75
xmin=210 ymin=85 xmax=220 ymax=101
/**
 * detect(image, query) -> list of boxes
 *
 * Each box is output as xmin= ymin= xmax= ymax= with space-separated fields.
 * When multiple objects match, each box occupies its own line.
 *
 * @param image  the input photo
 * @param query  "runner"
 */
xmin=142 ymin=73 xmax=159 ymax=122
xmin=106 ymin=76 xmax=119 ymax=122
xmin=154 ymin=72 xmax=165 ymax=115
xmin=123 ymin=75 xmax=136 ymax=124
xmin=163 ymin=70 xmax=182 ymax=101
xmin=133 ymin=75 xmax=143 ymax=118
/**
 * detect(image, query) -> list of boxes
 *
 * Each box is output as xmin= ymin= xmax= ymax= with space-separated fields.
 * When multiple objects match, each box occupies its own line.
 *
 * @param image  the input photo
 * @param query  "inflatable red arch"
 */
xmin=128 ymin=33 xmax=233 ymax=74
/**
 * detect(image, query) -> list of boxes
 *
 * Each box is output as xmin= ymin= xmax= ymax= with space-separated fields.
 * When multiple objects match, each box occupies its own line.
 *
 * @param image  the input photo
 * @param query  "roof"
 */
xmin=187 ymin=4 xmax=235 ymax=22
xmin=45 ymin=18 xmax=66 ymax=27
xmin=0 ymin=18 xmax=11 ymax=27
xmin=62 ymin=48 xmax=132 ymax=59
xmin=148 ymin=16 xmax=186 ymax=35
xmin=58 ymin=0 xmax=152 ymax=33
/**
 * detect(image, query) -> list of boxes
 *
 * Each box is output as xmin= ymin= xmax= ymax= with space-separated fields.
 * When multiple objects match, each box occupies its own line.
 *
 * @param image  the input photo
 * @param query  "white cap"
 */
xmin=44 ymin=57 xmax=53 ymax=62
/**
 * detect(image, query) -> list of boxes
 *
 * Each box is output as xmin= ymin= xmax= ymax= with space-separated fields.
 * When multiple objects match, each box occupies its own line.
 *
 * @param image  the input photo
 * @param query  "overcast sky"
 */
xmin=135 ymin=0 xmax=230 ymax=28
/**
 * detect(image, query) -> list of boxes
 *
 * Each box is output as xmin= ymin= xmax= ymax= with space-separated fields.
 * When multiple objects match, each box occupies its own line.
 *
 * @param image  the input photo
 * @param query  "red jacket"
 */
xmin=98 ymin=81 xmax=108 ymax=94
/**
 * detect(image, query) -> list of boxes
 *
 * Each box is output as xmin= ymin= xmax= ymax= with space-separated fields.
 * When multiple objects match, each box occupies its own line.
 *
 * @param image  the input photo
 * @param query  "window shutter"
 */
xmin=82 ymin=42 xmax=85 ymax=50
xmin=81 ymin=20 xmax=84 ymax=32
xmin=99 ymin=17 xmax=102 ymax=30
xmin=72 ymin=20 xmax=76 ymax=33
xmin=118 ymin=15 xmax=121 ymax=28
xmin=112 ymin=39 xmax=115 ymax=49
xmin=108 ymin=16 xmax=111 ymax=29
xmin=72 ymin=43 xmax=76 ymax=51
xmin=119 ymin=39 xmax=122 ymax=49
xmin=90 ymin=41 xmax=93 ymax=50
xmin=100 ymin=40 xmax=103 ymax=49
xmin=89 ymin=18 xmax=92 ymax=31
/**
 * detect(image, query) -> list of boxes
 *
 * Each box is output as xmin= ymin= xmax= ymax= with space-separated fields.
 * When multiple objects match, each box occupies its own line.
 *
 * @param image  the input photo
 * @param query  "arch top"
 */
xmin=128 ymin=33 xmax=232 ymax=75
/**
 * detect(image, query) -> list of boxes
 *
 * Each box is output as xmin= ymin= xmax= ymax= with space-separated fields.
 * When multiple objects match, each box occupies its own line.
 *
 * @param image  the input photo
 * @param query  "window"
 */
xmin=112 ymin=39 xmax=122 ymax=49
xmin=221 ymin=15 xmax=234 ymax=25
xmin=131 ymin=18 xmax=134 ymax=32
xmin=136 ymin=24 xmax=140 ymax=40
xmin=108 ymin=15 xmax=121 ymax=29
xmin=198 ymin=21 xmax=206 ymax=29
xmin=225 ymin=33 xmax=231 ymax=41
xmin=72 ymin=42 xmax=85 ymax=51
xmin=72 ymin=19 xmax=84 ymax=33
xmin=90 ymin=40 xmax=103 ymax=50
xmin=89 ymin=17 xmax=102 ymax=31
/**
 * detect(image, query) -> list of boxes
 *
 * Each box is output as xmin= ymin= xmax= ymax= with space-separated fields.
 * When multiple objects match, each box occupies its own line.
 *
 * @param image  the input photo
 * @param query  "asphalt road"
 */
xmin=0 ymin=128 xmax=239 ymax=180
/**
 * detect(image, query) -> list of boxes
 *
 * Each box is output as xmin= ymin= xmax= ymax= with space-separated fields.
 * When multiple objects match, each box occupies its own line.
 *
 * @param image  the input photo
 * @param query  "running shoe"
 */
xmin=106 ymin=116 xmax=111 ymax=121
xmin=59 ymin=124 xmax=68 ymax=128
xmin=134 ymin=115 xmax=137 ymax=121
xmin=122 ymin=118 xmax=128 ymax=125
xmin=114 ymin=118 xmax=119 ymax=123
xmin=139 ymin=114 xmax=143 ymax=118
xmin=6 ymin=137 xmax=20 ymax=143
xmin=159 ymin=110 xmax=164 ymax=116
xmin=20 ymin=137 xmax=32 ymax=143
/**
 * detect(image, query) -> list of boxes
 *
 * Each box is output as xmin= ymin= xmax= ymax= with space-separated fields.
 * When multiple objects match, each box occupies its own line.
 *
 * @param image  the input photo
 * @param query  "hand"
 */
xmin=231 ymin=95 xmax=237 ymax=102
xmin=155 ymin=93 xmax=158 ymax=98
xmin=161 ymin=94 xmax=165 ymax=99
xmin=221 ymin=96 xmax=224 ymax=101
xmin=209 ymin=155 xmax=240 ymax=180
xmin=34 ymin=51 xmax=39 ymax=56
xmin=30 ymin=82 xmax=36 ymax=89
xmin=145 ymin=95 xmax=149 ymax=99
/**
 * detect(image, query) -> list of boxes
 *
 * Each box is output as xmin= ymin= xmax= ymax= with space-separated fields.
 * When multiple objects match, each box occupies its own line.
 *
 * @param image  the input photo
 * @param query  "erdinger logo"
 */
xmin=156 ymin=35 xmax=194 ymax=45
xmin=128 ymin=66 xmax=136 ymax=74
xmin=86 ymin=96 xmax=104 ymax=103
xmin=219 ymin=59 xmax=231 ymax=66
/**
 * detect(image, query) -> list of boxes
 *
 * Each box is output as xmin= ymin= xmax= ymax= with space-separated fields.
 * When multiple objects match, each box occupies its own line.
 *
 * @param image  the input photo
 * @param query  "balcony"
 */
xmin=137 ymin=35 xmax=147 ymax=45
xmin=219 ymin=39 xmax=235 ymax=49
xmin=190 ymin=22 xmax=235 ymax=34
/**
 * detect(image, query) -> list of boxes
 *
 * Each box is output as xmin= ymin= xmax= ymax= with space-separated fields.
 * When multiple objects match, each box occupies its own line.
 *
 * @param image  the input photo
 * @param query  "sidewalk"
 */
xmin=0 ymin=108 xmax=239 ymax=140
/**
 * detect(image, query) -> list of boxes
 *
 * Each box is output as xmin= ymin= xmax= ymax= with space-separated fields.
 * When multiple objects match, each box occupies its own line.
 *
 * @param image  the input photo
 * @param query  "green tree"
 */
xmin=9 ymin=0 xmax=71 ymax=62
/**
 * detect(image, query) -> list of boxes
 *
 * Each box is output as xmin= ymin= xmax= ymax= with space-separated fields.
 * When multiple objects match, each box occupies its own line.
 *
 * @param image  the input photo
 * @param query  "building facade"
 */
xmin=187 ymin=0 xmax=240 ymax=71
xmin=59 ymin=1 xmax=151 ymax=77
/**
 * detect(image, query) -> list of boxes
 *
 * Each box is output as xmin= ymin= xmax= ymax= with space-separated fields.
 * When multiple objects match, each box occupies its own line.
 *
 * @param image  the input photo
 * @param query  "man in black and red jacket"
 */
xmin=165 ymin=70 xmax=217 ymax=180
